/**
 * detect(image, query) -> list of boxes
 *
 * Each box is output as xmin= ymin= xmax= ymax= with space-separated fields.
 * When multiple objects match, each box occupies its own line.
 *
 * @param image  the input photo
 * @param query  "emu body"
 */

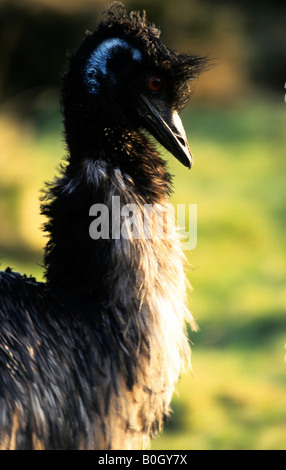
xmin=0 ymin=4 xmax=205 ymax=449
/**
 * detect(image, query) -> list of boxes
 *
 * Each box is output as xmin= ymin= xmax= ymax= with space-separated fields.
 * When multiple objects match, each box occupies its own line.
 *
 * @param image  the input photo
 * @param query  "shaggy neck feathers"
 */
xmin=41 ymin=129 xmax=193 ymax=447
xmin=41 ymin=130 xmax=172 ymax=295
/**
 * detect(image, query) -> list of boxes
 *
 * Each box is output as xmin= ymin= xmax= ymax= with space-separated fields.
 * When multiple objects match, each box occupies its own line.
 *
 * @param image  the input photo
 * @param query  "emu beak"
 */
xmin=139 ymin=95 xmax=193 ymax=168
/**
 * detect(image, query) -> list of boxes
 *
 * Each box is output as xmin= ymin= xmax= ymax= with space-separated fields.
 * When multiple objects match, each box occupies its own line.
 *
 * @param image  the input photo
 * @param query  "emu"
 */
xmin=0 ymin=4 xmax=206 ymax=449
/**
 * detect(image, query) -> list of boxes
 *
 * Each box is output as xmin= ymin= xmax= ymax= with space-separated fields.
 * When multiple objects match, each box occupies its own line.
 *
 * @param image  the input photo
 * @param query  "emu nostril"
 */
xmin=176 ymin=135 xmax=186 ymax=147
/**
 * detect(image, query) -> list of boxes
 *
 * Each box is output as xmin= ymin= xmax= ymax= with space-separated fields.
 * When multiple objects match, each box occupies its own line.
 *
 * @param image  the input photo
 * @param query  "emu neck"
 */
xmin=41 ymin=128 xmax=192 ymax=444
xmin=41 ymin=130 xmax=172 ymax=296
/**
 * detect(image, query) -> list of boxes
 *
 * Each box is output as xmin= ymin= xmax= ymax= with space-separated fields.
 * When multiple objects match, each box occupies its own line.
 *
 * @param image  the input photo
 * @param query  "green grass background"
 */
xmin=0 ymin=98 xmax=285 ymax=449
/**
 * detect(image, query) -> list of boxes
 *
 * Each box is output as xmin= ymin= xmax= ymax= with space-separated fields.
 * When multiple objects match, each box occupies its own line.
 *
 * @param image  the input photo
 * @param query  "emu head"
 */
xmin=62 ymin=3 xmax=207 ymax=168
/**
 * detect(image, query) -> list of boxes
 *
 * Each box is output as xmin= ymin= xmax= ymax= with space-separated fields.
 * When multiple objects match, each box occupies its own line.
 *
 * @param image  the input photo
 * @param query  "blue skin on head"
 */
xmin=85 ymin=38 xmax=142 ymax=94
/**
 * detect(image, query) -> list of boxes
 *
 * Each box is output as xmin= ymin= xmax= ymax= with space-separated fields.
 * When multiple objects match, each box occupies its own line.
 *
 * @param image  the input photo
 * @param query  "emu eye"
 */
xmin=146 ymin=74 xmax=163 ymax=93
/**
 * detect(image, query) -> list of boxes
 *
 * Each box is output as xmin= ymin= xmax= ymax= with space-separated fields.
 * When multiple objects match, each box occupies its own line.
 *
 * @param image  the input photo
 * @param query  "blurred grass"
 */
xmin=152 ymin=99 xmax=286 ymax=449
xmin=0 ymin=98 xmax=285 ymax=449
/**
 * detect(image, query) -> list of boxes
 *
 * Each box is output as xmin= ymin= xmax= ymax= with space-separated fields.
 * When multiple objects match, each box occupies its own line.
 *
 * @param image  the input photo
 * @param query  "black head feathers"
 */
xmin=61 ymin=2 xmax=207 ymax=167
xmin=63 ymin=3 xmax=207 ymax=108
